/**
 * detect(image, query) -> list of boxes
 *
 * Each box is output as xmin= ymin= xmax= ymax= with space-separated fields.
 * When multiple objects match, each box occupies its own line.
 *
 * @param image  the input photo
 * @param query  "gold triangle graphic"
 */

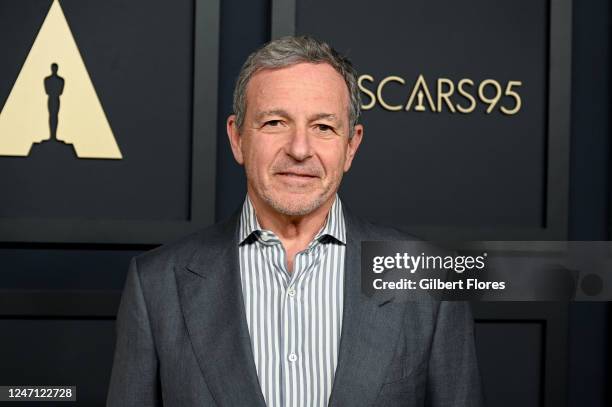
xmin=0 ymin=0 xmax=122 ymax=159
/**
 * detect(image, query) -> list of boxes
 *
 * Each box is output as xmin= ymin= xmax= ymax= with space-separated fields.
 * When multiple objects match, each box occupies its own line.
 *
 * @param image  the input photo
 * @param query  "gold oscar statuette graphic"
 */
xmin=0 ymin=0 xmax=122 ymax=159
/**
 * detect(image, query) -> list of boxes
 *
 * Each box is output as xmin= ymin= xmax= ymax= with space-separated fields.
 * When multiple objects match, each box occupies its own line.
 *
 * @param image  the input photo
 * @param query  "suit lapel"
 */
xmin=328 ymin=210 xmax=407 ymax=407
xmin=175 ymin=214 xmax=267 ymax=407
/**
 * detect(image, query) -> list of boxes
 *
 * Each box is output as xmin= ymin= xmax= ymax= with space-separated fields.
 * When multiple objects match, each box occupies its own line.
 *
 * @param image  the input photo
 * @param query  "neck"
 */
xmin=247 ymin=190 xmax=335 ymax=245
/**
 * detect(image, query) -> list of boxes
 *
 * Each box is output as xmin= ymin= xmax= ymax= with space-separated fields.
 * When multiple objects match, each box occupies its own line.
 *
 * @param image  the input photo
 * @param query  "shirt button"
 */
xmin=288 ymin=353 xmax=298 ymax=362
xmin=287 ymin=288 xmax=296 ymax=297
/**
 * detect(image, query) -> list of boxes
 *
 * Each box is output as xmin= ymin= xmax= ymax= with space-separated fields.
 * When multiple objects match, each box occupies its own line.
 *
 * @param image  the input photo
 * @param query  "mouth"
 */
xmin=275 ymin=172 xmax=320 ymax=187
xmin=276 ymin=172 xmax=319 ymax=179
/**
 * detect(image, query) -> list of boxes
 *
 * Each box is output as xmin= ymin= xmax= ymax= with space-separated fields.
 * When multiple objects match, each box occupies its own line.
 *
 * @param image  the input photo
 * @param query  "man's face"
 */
xmin=227 ymin=62 xmax=363 ymax=216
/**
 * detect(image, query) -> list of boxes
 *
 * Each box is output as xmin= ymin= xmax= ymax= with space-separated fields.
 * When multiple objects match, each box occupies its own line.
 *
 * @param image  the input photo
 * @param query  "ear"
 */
xmin=226 ymin=114 xmax=244 ymax=165
xmin=343 ymin=124 xmax=363 ymax=172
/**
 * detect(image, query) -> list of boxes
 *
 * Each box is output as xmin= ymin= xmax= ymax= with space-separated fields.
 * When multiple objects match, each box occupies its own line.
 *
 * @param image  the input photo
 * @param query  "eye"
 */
xmin=264 ymin=120 xmax=283 ymax=127
xmin=316 ymin=124 xmax=333 ymax=132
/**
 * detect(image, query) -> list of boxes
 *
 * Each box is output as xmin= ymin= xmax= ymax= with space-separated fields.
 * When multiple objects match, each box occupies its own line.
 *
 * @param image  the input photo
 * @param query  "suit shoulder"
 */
xmin=133 ymin=215 xmax=237 ymax=278
xmin=347 ymin=211 xmax=423 ymax=242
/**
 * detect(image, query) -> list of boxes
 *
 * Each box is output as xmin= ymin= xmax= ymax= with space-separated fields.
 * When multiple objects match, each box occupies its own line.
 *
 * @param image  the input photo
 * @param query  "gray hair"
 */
xmin=232 ymin=36 xmax=361 ymax=136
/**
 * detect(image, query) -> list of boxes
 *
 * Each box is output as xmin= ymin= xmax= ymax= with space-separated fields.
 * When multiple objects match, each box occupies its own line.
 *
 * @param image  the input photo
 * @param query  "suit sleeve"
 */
xmin=425 ymin=301 xmax=484 ymax=407
xmin=107 ymin=258 xmax=161 ymax=406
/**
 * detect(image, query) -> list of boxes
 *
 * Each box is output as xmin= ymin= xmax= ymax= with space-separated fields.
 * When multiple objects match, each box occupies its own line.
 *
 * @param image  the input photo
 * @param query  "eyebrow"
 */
xmin=254 ymin=109 xmax=290 ymax=122
xmin=308 ymin=113 xmax=339 ymax=123
xmin=253 ymin=110 xmax=341 ymax=125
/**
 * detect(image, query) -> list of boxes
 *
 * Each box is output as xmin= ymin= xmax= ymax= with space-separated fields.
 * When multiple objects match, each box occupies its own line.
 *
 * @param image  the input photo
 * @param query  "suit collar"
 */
xmin=184 ymin=211 xmax=239 ymax=277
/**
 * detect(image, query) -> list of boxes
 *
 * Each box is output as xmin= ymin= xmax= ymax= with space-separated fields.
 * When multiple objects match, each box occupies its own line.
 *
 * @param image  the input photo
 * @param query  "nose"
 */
xmin=286 ymin=125 xmax=313 ymax=161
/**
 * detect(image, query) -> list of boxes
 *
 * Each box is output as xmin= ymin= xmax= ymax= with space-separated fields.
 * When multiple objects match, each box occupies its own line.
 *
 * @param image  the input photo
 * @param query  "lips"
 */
xmin=277 ymin=172 xmax=318 ymax=178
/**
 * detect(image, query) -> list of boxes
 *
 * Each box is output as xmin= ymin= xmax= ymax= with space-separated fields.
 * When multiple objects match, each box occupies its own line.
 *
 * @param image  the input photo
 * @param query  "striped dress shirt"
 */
xmin=238 ymin=195 xmax=346 ymax=407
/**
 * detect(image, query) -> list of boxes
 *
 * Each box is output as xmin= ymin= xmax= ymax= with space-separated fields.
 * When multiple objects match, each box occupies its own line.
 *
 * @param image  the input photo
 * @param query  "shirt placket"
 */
xmin=258 ymin=229 xmax=324 ymax=407
xmin=281 ymin=240 xmax=319 ymax=407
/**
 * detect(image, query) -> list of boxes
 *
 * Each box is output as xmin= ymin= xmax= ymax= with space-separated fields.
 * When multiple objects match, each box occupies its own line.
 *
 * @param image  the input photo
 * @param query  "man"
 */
xmin=107 ymin=36 xmax=483 ymax=406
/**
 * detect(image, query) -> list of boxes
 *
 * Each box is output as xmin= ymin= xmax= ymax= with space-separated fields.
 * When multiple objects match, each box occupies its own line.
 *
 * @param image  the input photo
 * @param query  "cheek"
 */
xmin=243 ymin=141 xmax=276 ymax=178
xmin=319 ymin=146 xmax=347 ymax=178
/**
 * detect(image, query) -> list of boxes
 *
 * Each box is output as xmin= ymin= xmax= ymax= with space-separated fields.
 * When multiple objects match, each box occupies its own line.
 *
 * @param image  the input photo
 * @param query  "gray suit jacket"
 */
xmin=107 ymin=207 xmax=484 ymax=406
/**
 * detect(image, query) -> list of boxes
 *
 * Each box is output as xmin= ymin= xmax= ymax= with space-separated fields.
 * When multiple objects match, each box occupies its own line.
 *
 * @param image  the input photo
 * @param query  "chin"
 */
xmin=264 ymin=191 xmax=328 ymax=217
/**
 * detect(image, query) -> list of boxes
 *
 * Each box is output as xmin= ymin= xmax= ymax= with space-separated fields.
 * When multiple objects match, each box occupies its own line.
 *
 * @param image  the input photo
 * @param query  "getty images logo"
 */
xmin=0 ymin=0 xmax=122 ymax=159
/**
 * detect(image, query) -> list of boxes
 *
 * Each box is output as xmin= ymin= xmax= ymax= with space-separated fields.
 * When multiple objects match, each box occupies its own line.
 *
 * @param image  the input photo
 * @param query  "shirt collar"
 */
xmin=238 ymin=194 xmax=346 ymax=245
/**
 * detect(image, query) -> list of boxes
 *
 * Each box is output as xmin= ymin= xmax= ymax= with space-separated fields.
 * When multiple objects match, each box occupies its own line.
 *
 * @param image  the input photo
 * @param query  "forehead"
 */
xmin=245 ymin=62 xmax=350 ymax=117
